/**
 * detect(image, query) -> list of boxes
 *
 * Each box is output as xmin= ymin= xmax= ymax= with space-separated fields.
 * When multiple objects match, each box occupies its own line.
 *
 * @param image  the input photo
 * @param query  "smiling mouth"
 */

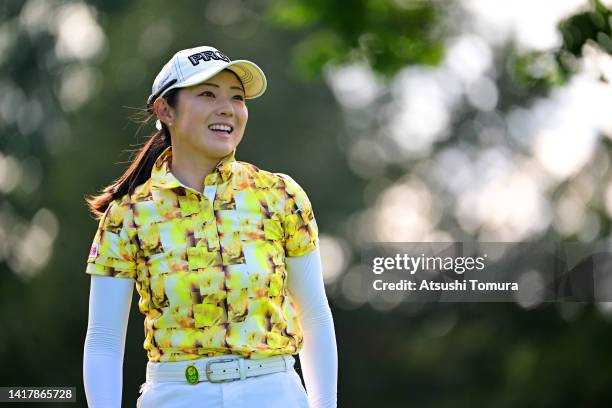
xmin=208 ymin=124 xmax=233 ymax=134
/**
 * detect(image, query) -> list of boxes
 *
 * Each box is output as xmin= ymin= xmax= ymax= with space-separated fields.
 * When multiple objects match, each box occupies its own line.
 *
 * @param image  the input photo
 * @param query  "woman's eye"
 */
xmin=233 ymin=95 xmax=245 ymax=101
xmin=200 ymin=91 xmax=215 ymax=97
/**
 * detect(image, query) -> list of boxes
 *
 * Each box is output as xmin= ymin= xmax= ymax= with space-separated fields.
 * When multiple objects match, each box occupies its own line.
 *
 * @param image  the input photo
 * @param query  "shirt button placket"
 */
xmin=202 ymin=183 xmax=219 ymax=252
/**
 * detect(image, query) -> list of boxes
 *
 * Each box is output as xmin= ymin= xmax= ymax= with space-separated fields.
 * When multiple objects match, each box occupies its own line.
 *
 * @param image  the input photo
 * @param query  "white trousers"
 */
xmin=137 ymin=356 xmax=310 ymax=408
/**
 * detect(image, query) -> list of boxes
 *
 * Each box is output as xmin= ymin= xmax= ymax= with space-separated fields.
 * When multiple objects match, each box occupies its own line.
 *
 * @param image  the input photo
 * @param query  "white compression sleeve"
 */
xmin=286 ymin=248 xmax=338 ymax=408
xmin=83 ymin=275 xmax=134 ymax=408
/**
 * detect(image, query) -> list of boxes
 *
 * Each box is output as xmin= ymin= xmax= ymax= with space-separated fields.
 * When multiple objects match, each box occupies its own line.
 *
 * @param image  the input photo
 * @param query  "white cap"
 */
xmin=147 ymin=45 xmax=267 ymax=107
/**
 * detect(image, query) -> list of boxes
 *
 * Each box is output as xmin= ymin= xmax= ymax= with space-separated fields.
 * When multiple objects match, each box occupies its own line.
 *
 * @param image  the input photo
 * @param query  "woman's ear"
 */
xmin=153 ymin=97 xmax=175 ymax=127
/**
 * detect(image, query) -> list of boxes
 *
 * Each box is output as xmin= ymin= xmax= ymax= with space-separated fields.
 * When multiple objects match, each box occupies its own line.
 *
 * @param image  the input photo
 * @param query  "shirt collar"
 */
xmin=150 ymin=146 xmax=236 ymax=190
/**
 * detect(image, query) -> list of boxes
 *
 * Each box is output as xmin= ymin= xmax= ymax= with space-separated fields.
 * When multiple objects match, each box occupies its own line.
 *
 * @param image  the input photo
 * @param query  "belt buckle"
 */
xmin=205 ymin=358 xmax=240 ymax=383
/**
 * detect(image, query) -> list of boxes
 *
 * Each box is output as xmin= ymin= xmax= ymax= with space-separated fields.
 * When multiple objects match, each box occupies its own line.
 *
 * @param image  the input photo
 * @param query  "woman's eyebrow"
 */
xmin=200 ymin=82 xmax=244 ymax=92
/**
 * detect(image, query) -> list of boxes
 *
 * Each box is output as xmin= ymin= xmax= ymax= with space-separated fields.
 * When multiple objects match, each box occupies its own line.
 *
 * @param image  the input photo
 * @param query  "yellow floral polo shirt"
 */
xmin=85 ymin=147 xmax=318 ymax=362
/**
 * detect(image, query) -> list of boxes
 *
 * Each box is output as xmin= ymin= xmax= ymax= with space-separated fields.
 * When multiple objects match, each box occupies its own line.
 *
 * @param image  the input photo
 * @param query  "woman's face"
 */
xmin=170 ymin=70 xmax=248 ymax=160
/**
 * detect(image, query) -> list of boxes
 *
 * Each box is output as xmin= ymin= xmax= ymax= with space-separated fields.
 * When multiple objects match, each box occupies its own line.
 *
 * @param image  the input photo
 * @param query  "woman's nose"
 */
xmin=217 ymin=98 xmax=234 ymax=116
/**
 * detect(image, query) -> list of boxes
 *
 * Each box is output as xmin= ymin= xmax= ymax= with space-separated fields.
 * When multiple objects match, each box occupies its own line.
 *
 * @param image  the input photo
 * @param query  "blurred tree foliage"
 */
xmin=266 ymin=0 xmax=444 ymax=78
xmin=560 ymin=0 xmax=612 ymax=57
xmin=511 ymin=0 xmax=612 ymax=90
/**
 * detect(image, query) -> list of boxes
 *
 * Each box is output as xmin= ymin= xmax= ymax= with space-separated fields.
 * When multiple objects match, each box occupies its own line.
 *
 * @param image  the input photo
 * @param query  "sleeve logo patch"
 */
xmin=88 ymin=243 xmax=99 ymax=259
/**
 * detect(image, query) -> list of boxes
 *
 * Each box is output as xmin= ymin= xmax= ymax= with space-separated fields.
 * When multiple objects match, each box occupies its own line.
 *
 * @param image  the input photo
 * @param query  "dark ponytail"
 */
xmin=85 ymin=89 xmax=180 ymax=219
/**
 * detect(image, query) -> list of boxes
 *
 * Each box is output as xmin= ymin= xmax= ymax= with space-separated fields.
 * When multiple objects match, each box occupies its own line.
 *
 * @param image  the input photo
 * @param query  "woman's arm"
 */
xmin=83 ymin=274 xmax=134 ymax=407
xmin=286 ymin=248 xmax=338 ymax=408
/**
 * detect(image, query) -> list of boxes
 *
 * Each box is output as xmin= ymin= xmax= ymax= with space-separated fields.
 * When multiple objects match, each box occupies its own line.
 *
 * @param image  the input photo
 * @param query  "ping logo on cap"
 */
xmin=188 ymin=50 xmax=230 ymax=66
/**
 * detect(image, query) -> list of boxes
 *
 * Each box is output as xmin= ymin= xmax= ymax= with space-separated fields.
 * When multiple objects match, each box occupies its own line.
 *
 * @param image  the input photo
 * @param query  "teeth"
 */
xmin=208 ymin=124 xmax=233 ymax=132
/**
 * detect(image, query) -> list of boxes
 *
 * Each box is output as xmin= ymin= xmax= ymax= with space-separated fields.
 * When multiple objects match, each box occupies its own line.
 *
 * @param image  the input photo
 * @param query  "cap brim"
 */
xmin=160 ymin=60 xmax=267 ymax=100
xmin=224 ymin=60 xmax=267 ymax=99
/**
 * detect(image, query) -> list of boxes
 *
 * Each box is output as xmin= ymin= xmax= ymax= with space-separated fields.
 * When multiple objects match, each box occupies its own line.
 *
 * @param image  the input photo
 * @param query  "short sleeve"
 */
xmin=85 ymin=199 xmax=138 ymax=279
xmin=278 ymin=174 xmax=319 ymax=257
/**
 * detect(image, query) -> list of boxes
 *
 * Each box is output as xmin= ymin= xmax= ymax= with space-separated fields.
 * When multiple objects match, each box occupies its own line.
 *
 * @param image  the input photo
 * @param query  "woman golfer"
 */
xmin=83 ymin=45 xmax=337 ymax=407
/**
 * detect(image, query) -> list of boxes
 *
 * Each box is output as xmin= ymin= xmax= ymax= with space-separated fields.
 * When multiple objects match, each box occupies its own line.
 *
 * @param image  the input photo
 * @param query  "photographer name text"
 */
xmin=373 ymin=279 xmax=519 ymax=291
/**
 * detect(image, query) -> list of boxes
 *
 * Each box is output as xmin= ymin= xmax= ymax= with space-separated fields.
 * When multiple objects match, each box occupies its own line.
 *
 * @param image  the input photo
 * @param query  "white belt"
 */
xmin=146 ymin=355 xmax=295 ymax=384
